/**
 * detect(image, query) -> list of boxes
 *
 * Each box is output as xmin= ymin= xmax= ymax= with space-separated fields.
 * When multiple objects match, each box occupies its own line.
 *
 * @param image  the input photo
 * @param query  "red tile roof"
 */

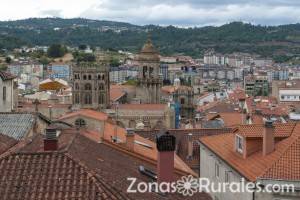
xmin=235 ymin=123 xmax=295 ymax=138
xmin=206 ymin=113 xmax=245 ymax=127
xmin=0 ymin=152 xmax=130 ymax=199
xmin=4 ymin=129 xmax=211 ymax=200
xmin=59 ymin=109 xmax=108 ymax=121
xmin=228 ymin=88 xmax=246 ymax=102
xmin=200 ymin=123 xmax=300 ymax=182
xmin=0 ymin=134 xmax=17 ymax=155
xmin=83 ymin=122 xmax=197 ymax=176
xmin=110 ymin=89 xmax=126 ymax=102
xmin=116 ymin=104 xmax=167 ymax=110
xmin=0 ymin=71 xmax=16 ymax=81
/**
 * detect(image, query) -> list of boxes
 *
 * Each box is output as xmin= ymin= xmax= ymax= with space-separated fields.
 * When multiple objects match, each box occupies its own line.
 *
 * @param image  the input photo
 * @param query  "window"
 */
xmin=180 ymin=98 xmax=185 ymax=105
xmin=83 ymin=75 xmax=87 ymax=80
xmin=88 ymin=75 xmax=92 ymax=80
xmin=74 ymin=74 xmax=80 ymax=79
xmin=75 ymin=83 xmax=79 ymax=90
xmin=84 ymin=94 xmax=92 ymax=104
xmin=225 ymin=171 xmax=230 ymax=183
xmin=98 ymin=93 xmax=104 ymax=104
xmin=215 ymin=163 xmax=220 ymax=178
xmin=102 ymin=74 xmax=105 ymax=80
xmin=84 ymin=83 xmax=92 ymax=90
xmin=75 ymin=118 xmax=86 ymax=127
xmin=97 ymin=74 xmax=101 ymax=80
xmin=3 ymin=86 xmax=6 ymax=101
xmin=99 ymin=83 xmax=104 ymax=90
xmin=235 ymin=135 xmax=243 ymax=153
xmin=75 ymin=94 xmax=80 ymax=104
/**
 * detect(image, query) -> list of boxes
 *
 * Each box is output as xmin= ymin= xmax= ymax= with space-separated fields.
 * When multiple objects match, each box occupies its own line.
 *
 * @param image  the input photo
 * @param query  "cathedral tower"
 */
xmin=72 ymin=62 xmax=110 ymax=110
xmin=136 ymin=38 xmax=162 ymax=103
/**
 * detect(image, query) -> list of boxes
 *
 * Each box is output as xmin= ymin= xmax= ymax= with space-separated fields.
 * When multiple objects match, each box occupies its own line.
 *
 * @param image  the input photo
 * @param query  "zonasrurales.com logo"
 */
xmin=176 ymin=175 xmax=199 ymax=196
xmin=127 ymin=176 xmax=295 ymax=196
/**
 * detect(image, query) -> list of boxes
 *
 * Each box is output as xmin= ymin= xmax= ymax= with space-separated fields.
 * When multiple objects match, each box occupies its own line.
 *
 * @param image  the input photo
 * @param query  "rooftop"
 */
xmin=0 ymin=71 xmax=16 ymax=81
xmin=59 ymin=109 xmax=108 ymax=121
xmin=200 ymin=123 xmax=300 ymax=182
xmin=0 ymin=128 xmax=211 ymax=200
xmin=0 ymin=113 xmax=35 ymax=140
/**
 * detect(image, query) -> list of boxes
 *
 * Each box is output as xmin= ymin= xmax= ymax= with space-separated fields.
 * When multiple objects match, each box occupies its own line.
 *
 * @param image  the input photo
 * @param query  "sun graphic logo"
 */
xmin=176 ymin=175 xmax=199 ymax=196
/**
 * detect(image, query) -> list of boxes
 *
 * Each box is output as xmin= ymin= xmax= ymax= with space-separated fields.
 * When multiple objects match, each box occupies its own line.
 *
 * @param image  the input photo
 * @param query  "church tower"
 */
xmin=72 ymin=62 xmax=110 ymax=110
xmin=136 ymin=38 xmax=162 ymax=103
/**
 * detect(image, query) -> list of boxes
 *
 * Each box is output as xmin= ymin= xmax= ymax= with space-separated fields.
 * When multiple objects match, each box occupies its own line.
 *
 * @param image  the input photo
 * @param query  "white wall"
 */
xmin=0 ymin=79 xmax=14 ymax=112
xmin=200 ymin=143 xmax=253 ymax=200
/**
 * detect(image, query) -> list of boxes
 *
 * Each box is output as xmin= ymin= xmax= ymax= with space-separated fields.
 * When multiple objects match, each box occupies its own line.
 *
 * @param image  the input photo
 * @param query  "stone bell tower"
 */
xmin=136 ymin=38 xmax=162 ymax=103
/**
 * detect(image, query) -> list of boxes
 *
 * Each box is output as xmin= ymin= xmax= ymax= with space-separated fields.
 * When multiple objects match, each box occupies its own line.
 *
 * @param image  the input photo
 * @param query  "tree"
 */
xmin=47 ymin=44 xmax=67 ymax=58
xmin=73 ymin=51 xmax=96 ymax=62
xmin=39 ymin=56 xmax=50 ymax=65
xmin=78 ymin=44 xmax=87 ymax=50
xmin=110 ymin=57 xmax=120 ymax=67
xmin=5 ymin=57 xmax=12 ymax=64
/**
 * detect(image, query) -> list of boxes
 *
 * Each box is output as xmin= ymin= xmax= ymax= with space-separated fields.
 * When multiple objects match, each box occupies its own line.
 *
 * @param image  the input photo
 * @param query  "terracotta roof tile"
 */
xmin=110 ymin=89 xmax=126 ymax=102
xmin=261 ymin=124 xmax=300 ymax=180
xmin=206 ymin=113 xmax=244 ymax=127
xmin=0 ymin=134 xmax=17 ymax=155
xmin=84 ymin=122 xmax=197 ymax=176
xmin=236 ymin=123 xmax=295 ymax=138
xmin=200 ymin=123 xmax=300 ymax=182
xmin=0 ymin=152 xmax=129 ymax=200
xmin=0 ymin=71 xmax=16 ymax=81
xmin=116 ymin=104 xmax=167 ymax=110
xmin=10 ymin=129 xmax=211 ymax=200
xmin=59 ymin=109 xmax=108 ymax=121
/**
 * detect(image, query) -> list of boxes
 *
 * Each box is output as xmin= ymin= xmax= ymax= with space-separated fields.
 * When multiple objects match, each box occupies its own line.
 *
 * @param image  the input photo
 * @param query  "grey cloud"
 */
xmin=80 ymin=0 xmax=300 ymax=26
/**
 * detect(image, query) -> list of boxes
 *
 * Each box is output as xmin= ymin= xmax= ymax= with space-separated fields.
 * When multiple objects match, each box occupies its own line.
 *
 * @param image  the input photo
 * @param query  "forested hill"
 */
xmin=1 ymin=18 xmax=300 ymax=59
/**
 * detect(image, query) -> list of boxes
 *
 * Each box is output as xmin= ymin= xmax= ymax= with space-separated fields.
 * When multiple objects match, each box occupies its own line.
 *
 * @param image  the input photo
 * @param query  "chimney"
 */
xmin=126 ymin=128 xmax=135 ymax=151
xmin=44 ymin=127 xmax=58 ymax=151
xmin=156 ymin=131 xmax=176 ymax=183
xmin=187 ymin=133 xmax=193 ymax=158
xmin=263 ymin=120 xmax=275 ymax=156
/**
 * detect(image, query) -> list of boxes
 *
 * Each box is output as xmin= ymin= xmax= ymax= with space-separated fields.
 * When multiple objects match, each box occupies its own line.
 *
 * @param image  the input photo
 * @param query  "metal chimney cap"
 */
xmin=156 ymin=131 xmax=176 ymax=152
xmin=265 ymin=120 xmax=274 ymax=128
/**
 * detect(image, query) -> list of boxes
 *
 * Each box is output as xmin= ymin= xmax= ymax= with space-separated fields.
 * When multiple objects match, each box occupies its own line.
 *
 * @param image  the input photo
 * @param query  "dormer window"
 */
xmin=235 ymin=135 xmax=243 ymax=153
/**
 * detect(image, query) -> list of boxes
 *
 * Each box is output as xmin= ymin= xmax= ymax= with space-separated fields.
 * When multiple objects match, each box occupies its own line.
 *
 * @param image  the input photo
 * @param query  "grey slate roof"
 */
xmin=0 ymin=113 xmax=35 ymax=140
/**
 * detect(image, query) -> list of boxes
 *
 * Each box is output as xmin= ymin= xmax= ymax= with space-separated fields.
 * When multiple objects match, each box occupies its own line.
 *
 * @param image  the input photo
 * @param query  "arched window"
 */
xmin=97 ymin=74 xmax=101 ymax=80
xmin=98 ymin=93 xmax=104 ymax=104
xmin=85 ymin=83 xmax=92 ymax=90
xmin=84 ymin=93 xmax=92 ymax=104
xmin=75 ymin=83 xmax=79 ymax=90
xmin=99 ymin=83 xmax=104 ymax=90
xmin=75 ymin=93 xmax=80 ymax=104
xmin=102 ymin=74 xmax=105 ymax=80
xmin=75 ymin=118 xmax=86 ymax=128
xmin=83 ymin=75 xmax=87 ymax=80
xmin=88 ymin=75 xmax=92 ymax=80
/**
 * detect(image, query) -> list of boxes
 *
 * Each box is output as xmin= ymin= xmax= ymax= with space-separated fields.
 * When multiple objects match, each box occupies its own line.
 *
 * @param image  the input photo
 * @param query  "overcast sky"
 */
xmin=0 ymin=0 xmax=300 ymax=26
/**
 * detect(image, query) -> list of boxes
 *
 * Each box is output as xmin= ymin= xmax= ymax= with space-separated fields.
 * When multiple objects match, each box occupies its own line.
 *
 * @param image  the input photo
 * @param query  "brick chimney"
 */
xmin=44 ymin=127 xmax=58 ymax=151
xmin=156 ymin=131 xmax=176 ymax=183
xmin=263 ymin=120 xmax=275 ymax=156
xmin=126 ymin=128 xmax=135 ymax=151
xmin=187 ymin=133 xmax=193 ymax=158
